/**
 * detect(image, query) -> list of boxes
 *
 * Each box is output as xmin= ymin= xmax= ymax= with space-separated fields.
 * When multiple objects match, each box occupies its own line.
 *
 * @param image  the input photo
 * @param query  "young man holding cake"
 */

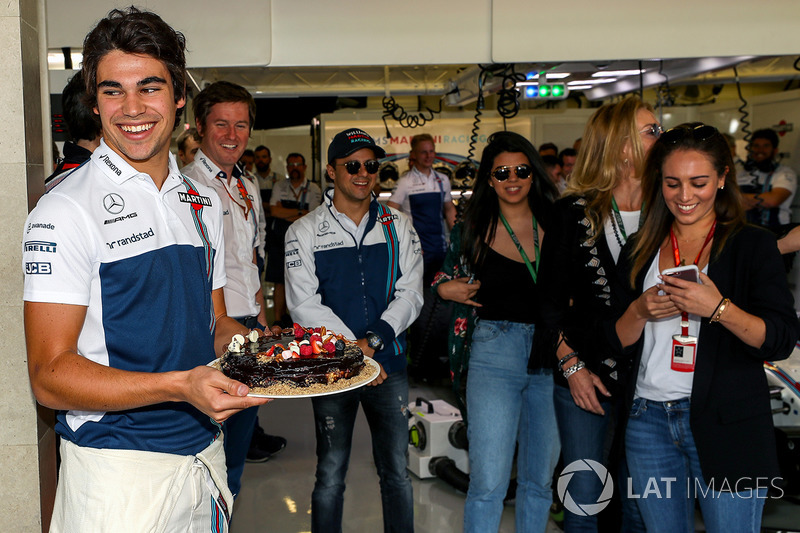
xmin=21 ymin=8 xmax=267 ymax=531
xmin=285 ymin=128 xmax=424 ymax=532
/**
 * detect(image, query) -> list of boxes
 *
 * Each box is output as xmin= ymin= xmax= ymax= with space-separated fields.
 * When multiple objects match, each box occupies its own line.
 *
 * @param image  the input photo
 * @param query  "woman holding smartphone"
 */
xmin=615 ymin=123 xmax=799 ymax=532
xmin=434 ymin=131 xmax=558 ymax=532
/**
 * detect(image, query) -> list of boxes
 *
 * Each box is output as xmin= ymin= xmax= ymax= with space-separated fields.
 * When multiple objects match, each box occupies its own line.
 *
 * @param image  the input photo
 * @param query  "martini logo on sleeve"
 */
xmin=24 ymin=241 xmax=57 ymax=253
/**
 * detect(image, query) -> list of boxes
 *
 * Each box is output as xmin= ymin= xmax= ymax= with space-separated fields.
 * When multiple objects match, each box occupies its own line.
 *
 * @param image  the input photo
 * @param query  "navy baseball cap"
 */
xmin=327 ymin=128 xmax=386 ymax=164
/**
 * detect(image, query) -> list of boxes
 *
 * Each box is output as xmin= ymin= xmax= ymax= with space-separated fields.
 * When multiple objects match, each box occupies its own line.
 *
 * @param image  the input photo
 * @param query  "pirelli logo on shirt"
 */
xmin=24 ymin=241 xmax=57 ymax=253
xmin=178 ymin=192 xmax=213 ymax=206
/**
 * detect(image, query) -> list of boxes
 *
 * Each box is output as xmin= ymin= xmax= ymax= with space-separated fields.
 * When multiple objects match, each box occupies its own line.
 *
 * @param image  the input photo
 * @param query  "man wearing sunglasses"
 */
xmin=285 ymin=128 xmax=423 ymax=533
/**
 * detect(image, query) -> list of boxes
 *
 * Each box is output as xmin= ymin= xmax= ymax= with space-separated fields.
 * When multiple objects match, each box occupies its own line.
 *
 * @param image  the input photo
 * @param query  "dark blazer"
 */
xmin=616 ymin=223 xmax=800 ymax=486
xmin=536 ymin=195 xmax=633 ymax=393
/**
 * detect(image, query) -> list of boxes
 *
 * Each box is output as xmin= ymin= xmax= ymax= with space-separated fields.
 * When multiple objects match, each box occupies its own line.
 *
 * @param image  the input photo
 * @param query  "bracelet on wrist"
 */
xmin=563 ymin=360 xmax=586 ymax=379
xmin=710 ymin=298 xmax=731 ymax=323
xmin=558 ymin=351 xmax=579 ymax=370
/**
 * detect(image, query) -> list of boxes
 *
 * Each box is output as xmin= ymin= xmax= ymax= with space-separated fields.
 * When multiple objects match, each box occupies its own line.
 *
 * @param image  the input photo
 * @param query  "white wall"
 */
xmin=45 ymin=0 xmax=800 ymax=67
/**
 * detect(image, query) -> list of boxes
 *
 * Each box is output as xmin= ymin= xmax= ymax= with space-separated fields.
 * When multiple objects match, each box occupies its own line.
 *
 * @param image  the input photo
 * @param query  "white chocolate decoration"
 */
xmin=233 ymin=334 xmax=245 ymax=346
xmin=228 ymin=339 xmax=242 ymax=353
xmin=248 ymin=330 xmax=260 ymax=343
xmin=281 ymin=350 xmax=294 ymax=360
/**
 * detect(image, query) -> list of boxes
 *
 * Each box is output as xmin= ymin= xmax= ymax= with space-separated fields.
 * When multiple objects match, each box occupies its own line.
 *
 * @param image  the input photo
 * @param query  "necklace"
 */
xmin=610 ymin=197 xmax=643 ymax=248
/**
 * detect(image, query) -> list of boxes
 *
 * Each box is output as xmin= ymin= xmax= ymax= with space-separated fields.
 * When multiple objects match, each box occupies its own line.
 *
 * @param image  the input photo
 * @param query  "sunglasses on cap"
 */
xmin=661 ymin=124 xmax=719 ymax=145
xmin=337 ymin=159 xmax=380 ymax=175
xmin=491 ymin=165 xmax=533 ymax=181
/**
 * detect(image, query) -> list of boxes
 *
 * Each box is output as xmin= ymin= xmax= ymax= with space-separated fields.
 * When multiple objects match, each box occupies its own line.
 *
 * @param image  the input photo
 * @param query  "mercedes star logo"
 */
xmin=103 ymin=193 xmax=125 ymax=214
xmin=319 ymin=221 xmax=330 ymax=232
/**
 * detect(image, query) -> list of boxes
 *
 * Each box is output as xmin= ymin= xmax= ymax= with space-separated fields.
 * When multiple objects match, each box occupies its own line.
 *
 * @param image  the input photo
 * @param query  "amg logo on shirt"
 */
xmin=104 ymin=212 xmax=138 ymax=225
xmin=24 ymin=241 xmax=57 ymax=253
xmin=25 ymin=262 xmax=51 ymax=274
xmin=178 ymin=192 xmax=212 ymax=206
xmin=98 ymin=153 xmax=122 ymax=176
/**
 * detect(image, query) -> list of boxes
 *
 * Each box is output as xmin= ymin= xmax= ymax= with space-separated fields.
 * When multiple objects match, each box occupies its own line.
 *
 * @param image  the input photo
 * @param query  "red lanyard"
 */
xmin=234 ymin=177 xmax=254 ymax=220
xmin=669 ymin=220 xmax=716 ymax=336
xmin=218 ymin=174 xmax=253 ymax=220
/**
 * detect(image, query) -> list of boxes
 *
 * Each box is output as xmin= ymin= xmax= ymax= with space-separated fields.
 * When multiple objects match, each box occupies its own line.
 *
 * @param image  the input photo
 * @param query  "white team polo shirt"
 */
xmin=183 ymin=149 xmax=262 ymax=318
xmin=22 ymin=139 xmax=226 ymax=455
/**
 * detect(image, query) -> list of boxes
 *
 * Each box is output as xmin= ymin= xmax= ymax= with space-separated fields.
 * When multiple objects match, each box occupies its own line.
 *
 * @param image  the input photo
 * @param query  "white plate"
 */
xmin=209 ymin=356 xmax=381 ymax=399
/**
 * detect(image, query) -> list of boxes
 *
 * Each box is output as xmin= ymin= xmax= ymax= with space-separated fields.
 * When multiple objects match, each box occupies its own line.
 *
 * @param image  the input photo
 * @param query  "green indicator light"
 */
xmin=552 ymin=85 xmax=564 ymax=97
xmin=539 ymin=85 xmax=551 ymax=97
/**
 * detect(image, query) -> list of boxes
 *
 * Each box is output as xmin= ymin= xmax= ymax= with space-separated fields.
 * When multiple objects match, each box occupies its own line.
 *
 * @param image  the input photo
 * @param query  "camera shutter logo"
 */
xmin=557 ymin=459 xmax=614 ymax=516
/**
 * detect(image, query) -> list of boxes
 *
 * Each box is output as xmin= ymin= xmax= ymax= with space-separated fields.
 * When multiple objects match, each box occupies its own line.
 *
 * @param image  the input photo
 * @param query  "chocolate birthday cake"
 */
xmin=219 ymin=324 xmax=366 ymax=389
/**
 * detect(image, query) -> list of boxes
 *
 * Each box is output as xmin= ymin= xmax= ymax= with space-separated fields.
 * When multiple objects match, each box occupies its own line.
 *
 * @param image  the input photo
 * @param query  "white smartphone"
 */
xmin=661 ymin=264 xmax=699 ymax=283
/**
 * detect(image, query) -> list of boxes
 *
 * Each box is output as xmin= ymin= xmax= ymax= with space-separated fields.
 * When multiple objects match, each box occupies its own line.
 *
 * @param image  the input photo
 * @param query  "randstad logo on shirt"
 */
xmin=106 ymin=227 xmax=155 ymax=250
xmin=24 ymin=241 xmax=57 ymax=253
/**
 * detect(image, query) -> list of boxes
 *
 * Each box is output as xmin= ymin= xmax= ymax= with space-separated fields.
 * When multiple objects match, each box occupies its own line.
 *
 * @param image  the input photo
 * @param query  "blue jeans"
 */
xmin=464 ymin=320 xmax=560 ymax=533
xmin=554 ymin=385 xmax=645 ymax=533
xmin=625 ymin=397 xmax=767 ymax=533
xmin=310 ymin=369 xmax=412 ymax=533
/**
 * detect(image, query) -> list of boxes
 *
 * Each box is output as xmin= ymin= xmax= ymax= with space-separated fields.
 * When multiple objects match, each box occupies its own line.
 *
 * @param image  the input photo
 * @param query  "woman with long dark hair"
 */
xmin=433 ymin=131 xmax=558 ymax=532
xmin=537 ymin=95 xmax=657 ymax=531
xmin=615 ymin=123 xmax=799 ymax=532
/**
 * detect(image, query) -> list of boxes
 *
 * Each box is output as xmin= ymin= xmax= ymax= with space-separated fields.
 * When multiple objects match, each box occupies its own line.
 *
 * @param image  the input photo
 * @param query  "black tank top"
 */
xmin=475 ymin=247 xmax=538 ymax=324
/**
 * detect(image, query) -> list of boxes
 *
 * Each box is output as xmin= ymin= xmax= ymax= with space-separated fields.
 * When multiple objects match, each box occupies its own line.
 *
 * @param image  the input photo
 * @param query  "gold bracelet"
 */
xmin=710 ymin=298 xmax=731 ymax=323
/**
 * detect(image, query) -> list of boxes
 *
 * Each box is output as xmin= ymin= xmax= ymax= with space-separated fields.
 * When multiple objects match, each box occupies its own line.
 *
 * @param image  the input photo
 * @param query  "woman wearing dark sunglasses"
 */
xmin=433 ymin=131 xmax=558 ymax=532
xmin=614 ymin=123 xmax=799 ymax=532
xmin=536 ymin=95 xmax=657 ymax=532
